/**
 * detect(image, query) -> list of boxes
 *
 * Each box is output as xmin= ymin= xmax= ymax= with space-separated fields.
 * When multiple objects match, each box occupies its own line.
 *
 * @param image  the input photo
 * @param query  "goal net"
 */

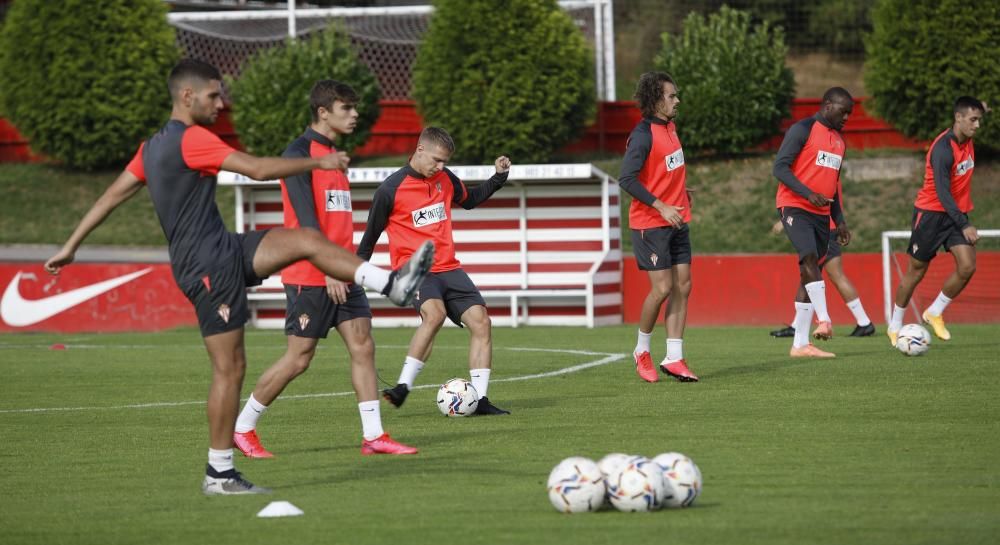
xmin=882 ymin=229 xmax=1000 ymax=324
xmin=167 ymin=1 xmax=616 ymax=101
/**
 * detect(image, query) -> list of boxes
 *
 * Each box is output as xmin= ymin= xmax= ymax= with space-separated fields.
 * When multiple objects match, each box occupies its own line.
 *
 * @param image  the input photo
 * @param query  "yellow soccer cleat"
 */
xmin=922 ymin=310 xmax=951 ymax=341
xmin=887 ymin=328 xmax=898 ymax=347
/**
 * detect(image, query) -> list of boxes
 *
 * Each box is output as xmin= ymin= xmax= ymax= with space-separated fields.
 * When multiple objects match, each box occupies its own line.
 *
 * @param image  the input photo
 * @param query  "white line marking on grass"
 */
xmin=0 ymin=347 xmax=627 ymax=414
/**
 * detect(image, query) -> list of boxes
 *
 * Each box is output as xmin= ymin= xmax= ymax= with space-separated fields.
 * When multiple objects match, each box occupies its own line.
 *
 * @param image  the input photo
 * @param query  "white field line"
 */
xmin=0 ymin=346 xmax=626 ymax=414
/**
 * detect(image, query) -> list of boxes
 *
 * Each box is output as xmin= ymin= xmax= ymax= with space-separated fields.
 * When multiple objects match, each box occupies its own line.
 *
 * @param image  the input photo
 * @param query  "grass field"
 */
xmin=2 ymin=325 xmax=998 ymax=545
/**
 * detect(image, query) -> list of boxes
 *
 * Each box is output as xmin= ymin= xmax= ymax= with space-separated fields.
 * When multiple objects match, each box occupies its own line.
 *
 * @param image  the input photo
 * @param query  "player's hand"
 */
xmin=44 ymin=248 xmax=75 ymax=275
xmin=495 ymin=156 xmax=511 ymax=174
xmin=807 ymin=192 xmax=832 ymax=207
xmin=770 ymin=220 xmax=784 ymax=235
xmin=836 ymin=224 xmax=852 ymax=246
xmin=656 ymin=204 xmax=685 ymax=226
xmin=963 ymin=225 xmax=979 ymax=245
xmin=318 ymin=151 xmax=351 ymax=172
xmin=325 ymin=276 xmax=349 ymax=304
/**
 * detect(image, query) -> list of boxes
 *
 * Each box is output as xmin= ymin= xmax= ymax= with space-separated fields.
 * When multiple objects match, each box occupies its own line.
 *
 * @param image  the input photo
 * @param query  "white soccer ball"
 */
xmin=546 ymin=456 xmax=606 ymax=513
xmin=436 ymin=378 xmax=479 ymax=417
xmin=607 ymin=457 xmax=665 ymax=512
xmin=597 ymin=452 xmax=632 ymax=478
xmin=652 ymin=452 xmax=702 ymax=508
xmin=896 ymin=323 xmax=931 ymax=356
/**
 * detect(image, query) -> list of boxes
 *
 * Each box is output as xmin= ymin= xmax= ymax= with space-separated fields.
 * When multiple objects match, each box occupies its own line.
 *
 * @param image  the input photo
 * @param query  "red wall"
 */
xmin=622 ymin=253 xmax=1000 ymax=326
xmin=0 ymin=98 xmax=926 ymax=163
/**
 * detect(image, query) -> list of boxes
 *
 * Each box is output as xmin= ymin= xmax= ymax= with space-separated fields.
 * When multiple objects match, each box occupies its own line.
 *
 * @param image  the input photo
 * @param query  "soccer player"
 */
xmin=44 ymin=60 xmax=433 ymax=495
xmin=618 ymin=71 xmax=699 ymax=383
xmin=773 ymin=86 xmax=854 ymax=358
xmin=232 ymin=80 xmax=417 ymax=460
xmin=886 ymin=97 xmax=986 ymax=345
xmin=357 ymin=127 xmax=512 ymax=415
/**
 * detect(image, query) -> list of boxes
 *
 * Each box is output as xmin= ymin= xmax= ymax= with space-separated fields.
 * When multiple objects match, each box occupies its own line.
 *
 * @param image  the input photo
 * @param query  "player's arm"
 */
xmin=830 ymin=186 xmax=850 ymax=246
xmin=45 ymin=169 xmax=144 ymax=274
xmin=618 ymin=124 xmax=684 ymax=225
xmin=773 ymin=121 xmax=829 ymax=208
xmin=222 ymin=149 xmax=350 ymax=181
xmin=930 ymin=139 xmax=976 ymax=243
xmin=455 ymin=157 xmax=511 ymax=209
xmin=356 ymin=185 xmax=393 ymax=261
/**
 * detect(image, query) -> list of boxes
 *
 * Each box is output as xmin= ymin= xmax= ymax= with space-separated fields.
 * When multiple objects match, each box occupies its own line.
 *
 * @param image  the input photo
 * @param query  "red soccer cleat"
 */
xmin=789 ymin=344 xmax=836 ymax=358
xmin=361 ymin=433 xmax=419 ymax=456
xmin=660 ymin=359 xmax=700 ymax=382
xmin=634 ymin=351 xmax=658 ymax=383
xmin=233 ymin=430 xmax=274 ymax=459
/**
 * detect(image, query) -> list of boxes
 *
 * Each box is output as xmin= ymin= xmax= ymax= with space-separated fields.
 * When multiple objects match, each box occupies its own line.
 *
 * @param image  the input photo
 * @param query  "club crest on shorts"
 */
xmin=651 ymin=253 xmax=659 ymax=266
xmin=298 ymin=313 xmax=310 ymax=331
xmin=912 ymin=243 xmax=919 ymax=253
xmin=217 ymin=304 xmax=231 ymax=324
xmin=786 ymin=216 xmax=794 ymax=226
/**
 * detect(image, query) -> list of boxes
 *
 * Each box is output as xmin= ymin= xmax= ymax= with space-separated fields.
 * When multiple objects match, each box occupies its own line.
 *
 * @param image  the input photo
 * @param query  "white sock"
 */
xmin=889 ymin=304 xmax=905 ymax=332
xmin=634 ymin=329 xmax=653 ymax=355
xmin=845 ymin=298 xmax=872 ymax=327
xmin=926 ymin=292 xmax=952 ymax=317
xmin=804 ymin=281 xmax=830 ymax=323
xmin=234 ymin=393 xmax=267 ymax=433
xmin=208 ymin=448 xmax=234 ymax=473
xmin=354 ymin=262 xmax=391 ymax=293
xmin=397 ymin=356 xmax=424 ymax=388
xmin=358 ymin=400 xmax=384 ymax=441
xmin=665 ymin=338 xmax=683 ymax=362
xmin=470 ymin=368 xmax=491 ymax=399
xmin=792 ymin=302 xmax=814 ymax=348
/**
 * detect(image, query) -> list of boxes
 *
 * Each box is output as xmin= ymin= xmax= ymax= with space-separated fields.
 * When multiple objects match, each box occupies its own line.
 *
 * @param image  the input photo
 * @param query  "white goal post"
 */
xmin=881 ymin=229 xmax=1000 ymax=323
xmin=166 ymin=0 xmax=616 ymax=101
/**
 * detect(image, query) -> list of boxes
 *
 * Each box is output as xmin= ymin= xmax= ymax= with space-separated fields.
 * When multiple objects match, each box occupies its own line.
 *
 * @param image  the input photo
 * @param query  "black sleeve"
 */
xmin=280 ymin=141 xmax=320 ymax=230
xmin=830 ymin=188 xmax=845 ymax=226
xmin=356 ymin=185 xmax=393 ymax=261
xmin=617 ymin=123 xmax=660 ymax=206
xmin=929 ymin=138 xmax=969 ymax=229
xmin=454 ymin=168 xmax=508 ymax=210
xmin=772 ymin=121 xmax=816 ymax=199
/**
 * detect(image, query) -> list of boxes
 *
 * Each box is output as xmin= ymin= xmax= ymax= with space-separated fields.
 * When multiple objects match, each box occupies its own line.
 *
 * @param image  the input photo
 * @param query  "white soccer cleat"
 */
xmin=383 ymin=240 xmax=434 ymax=306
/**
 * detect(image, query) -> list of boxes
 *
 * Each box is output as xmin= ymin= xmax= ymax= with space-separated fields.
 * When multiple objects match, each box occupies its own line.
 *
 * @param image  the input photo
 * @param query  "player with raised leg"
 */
xmin=887 ymin=97 xmax=987 ymax=345
xmin=44 ymin=60 xmax=433 ymax=495
xmin=358 ymin=127 xmax=512 ymax=415
xmin=773 ymin=87 xmax=855 ymax=358
xmin=233 ymin=80 xmax=417 ymax=460
xmin=619 ymin=71 xmax=698 ymax=383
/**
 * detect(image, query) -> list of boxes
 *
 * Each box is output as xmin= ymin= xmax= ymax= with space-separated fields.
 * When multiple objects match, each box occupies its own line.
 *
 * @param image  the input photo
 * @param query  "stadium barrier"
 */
xmin=218 ymin=163 xmax=623 ymax=328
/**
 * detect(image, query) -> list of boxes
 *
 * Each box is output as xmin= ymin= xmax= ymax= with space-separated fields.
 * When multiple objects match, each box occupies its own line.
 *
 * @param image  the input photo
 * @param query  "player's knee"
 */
xmin=287 ymin=353 xmax=314 ymax=376
xmin=466 ymin=312 xmax=492 ymax=335
xmin=956 ymin=262 xmax=976 ymax=280
xmin=421 ymin=308 xmax=447 ymax=329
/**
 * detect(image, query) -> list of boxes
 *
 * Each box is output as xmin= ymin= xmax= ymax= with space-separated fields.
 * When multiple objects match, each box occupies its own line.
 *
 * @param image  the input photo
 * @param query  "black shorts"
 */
xmin=179 ymin=230 xmax=269 ymax=337
xmin=907 ymin=208 xmax=970 ymax=262
xmin=631 ymin=224 xmax=692 ymax=271
xmin=413 ymin=268 xmax=486 ymax=326
xmin=283 ymin=283 xmax=372 ymax=338
xmin=822 ymin=236 xmax=842 ymax=266
xmin=779 ymin=207 xmax=830 ymax=263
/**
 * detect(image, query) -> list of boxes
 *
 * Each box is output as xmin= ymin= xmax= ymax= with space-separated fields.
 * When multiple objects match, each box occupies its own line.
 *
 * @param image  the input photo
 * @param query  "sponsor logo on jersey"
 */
xmin=325 ymin=190 xmax=352 ymax=212
xmin=956 ymin=158 xmax=974 ymax=176
xmin=815 ymin=151 xmax=843 ymax=170
xmin=664 ymin=148 xmax=685 ymax=171
xmin=411 ymin=202 xmax=447 ymax=227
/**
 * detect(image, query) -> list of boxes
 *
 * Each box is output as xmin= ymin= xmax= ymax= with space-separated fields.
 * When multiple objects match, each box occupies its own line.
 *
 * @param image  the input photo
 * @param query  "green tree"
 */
xmin=229 ymin=28 xmax=380 ymax=156
xmin=865 ymin=0 xmax=999 ymax=151
xmin=412 ymin=0 xmax=595 ymax=164
xmin=655 ymin=6 xmax=795 ymax=154
xmin=0 ymin=0 xmax=177 ymax=170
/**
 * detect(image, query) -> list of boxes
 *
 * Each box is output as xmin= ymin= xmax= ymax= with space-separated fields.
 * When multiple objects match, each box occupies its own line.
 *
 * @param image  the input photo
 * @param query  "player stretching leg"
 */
xmin=46 ymin=60 xmax=432 ymax=495
xmin=773 ymin=87 xmax=855 ymax=358
xmin=359 ymin=127 xmax=512 ymax=415
xmin=619 ymin=72 xmax=698 ymax=383
xmin=887 ymin=97 xmax=987 ymax=345
xmin=234 ymin=80 xmax=417 ymax=459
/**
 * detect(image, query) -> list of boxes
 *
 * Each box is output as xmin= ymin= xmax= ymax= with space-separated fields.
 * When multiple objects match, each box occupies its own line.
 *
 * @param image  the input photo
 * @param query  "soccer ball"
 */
xmin=895 ymin=323 xmax=931 ymax=356
xmin=546 ymin=456 xmax=606 ymax=513
xmin=652 ymin=452 xmax=702 ymax=508
xmin=436 ymin=378 xmax=479 ymax=416
xmin=607 ymin=457 xmax=665 ymax=512
xmin=597 ymin=452 xmax=632 ymax=477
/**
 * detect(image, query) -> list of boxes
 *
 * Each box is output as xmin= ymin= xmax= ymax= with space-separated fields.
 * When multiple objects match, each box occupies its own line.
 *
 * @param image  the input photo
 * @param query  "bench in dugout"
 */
xmin=218 ymin=163 xmax=623 ymax=328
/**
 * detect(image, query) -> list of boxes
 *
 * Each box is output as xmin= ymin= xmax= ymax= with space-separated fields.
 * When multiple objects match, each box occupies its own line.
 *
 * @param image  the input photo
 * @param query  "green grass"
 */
xmin=2 ymin=325 xmax=998 ymax=545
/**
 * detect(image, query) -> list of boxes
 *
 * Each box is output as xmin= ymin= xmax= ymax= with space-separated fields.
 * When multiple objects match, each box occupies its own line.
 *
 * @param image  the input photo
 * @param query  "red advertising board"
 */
xmin=0 ymin=263 xmax=196 ymax=333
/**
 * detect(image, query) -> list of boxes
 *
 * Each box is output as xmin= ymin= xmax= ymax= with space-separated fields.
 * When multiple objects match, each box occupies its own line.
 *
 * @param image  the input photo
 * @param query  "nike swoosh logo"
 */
xmin=1 ymin=268 xmax=153 ymax=327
